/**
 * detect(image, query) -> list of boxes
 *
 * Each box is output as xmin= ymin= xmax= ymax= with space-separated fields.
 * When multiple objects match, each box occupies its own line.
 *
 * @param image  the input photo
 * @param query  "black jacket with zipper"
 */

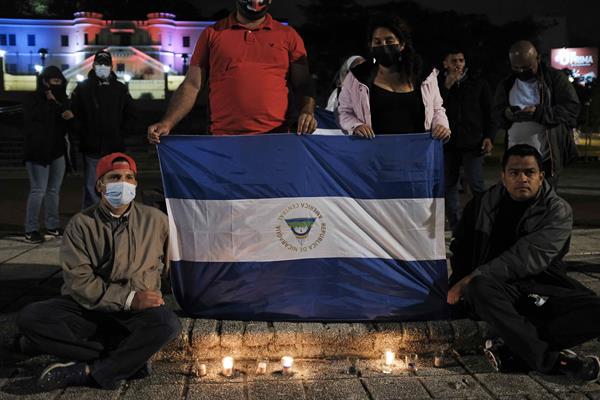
xmin=70 ymin=70 xmax=136 ymax=157
xmin=492 ymin=62 xmax=580 ymax=175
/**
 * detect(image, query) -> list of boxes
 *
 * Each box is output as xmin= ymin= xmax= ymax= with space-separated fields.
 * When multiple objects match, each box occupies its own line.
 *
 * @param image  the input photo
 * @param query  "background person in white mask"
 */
xmin=71 ymin=50 xmax=137 ymax=209
xmin=16 ymin=152 xmax=180 ymax=391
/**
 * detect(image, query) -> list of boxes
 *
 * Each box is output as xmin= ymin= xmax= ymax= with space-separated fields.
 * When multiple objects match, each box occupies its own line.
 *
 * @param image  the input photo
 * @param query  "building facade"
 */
xmin=0 ymin=12 xmax=212 ymax=79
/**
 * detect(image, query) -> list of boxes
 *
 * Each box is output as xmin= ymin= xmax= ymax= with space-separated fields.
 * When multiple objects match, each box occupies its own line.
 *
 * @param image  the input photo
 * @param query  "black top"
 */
xmin=370 ymin=85 xmax=425 ymax=135
xmin=486 ymin=194 xmax=535 ymax=262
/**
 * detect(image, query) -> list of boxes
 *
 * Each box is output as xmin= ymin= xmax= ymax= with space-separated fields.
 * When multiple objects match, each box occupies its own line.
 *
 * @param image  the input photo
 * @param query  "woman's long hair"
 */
xmin=366 ymin=15 xmax=424 ymax=87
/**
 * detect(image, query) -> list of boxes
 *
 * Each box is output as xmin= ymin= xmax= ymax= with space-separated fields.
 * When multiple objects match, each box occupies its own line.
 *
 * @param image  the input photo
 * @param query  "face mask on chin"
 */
xmin=371 ymin=44 xmax=403 ymax=68
xmin=94 ymin=65 xmax=111 ymax=80
xmin=236 ymin=0 xmax=270 ymax=21
xmin=104 ymin=181 xmax=136 ymax=208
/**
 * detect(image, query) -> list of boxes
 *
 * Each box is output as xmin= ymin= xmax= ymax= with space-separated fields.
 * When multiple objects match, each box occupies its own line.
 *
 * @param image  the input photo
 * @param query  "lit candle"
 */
xmin=256 ymin=360 xmax=268 ymax=375
xmin=405 ymin=354 xmax=418 ymax=372
xmin=222 ymin=356 xmax=234 ymax=377
xmin=382 ymin=350 xmax=395 ymax=374
xmin=281 ymin=356 xmax=294 ymax=375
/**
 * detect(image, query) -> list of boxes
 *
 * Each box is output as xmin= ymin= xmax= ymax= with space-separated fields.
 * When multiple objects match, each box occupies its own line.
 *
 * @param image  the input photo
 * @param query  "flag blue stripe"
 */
xmin=158 ymin=134 xmax=444 ymax=200
xmin=170 ymin=258 xmax=449 ymax=321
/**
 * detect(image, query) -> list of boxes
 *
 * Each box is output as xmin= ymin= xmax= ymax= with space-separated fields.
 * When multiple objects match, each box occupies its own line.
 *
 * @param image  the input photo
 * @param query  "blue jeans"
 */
xmin=25 ymin=156 xmax=65 ymax=233
xmin=445 ymin=150 xmax=485 ymax=232
xmin=82 ymin=155 xmax=100 ymax=209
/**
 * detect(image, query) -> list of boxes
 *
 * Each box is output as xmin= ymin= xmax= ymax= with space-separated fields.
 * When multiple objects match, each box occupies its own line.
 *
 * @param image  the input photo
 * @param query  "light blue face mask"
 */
xmin=94 ymin=65 xmax=111 ymax=80
xmin=104 ymin=182 xmax=136 ymax=208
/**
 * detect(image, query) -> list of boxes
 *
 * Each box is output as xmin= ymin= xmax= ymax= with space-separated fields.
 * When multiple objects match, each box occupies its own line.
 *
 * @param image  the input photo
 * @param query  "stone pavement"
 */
xmin=1 ymin=230 xmax=600 ymax=399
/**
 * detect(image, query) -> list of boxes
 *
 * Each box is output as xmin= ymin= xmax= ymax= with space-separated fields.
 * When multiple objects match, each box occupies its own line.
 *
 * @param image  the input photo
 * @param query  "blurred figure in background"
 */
xmin=325 ymin=55 xmax=364 ymax=112
xmin=438 ymin=48 xmax=493 ymax=232
xmin=23 ymin=66 xmax=74 ymax=243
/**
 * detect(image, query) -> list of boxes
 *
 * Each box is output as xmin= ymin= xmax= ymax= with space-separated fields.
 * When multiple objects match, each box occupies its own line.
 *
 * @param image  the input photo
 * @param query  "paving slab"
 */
xmin=0 ymin=238 xmax=37 ymax=265
xmin=304 ymin=379 xmax=369 ymax=400
xmin=248 ymin=380 xmax=306 ymax=400
xmin=187 ymin=383 xmax=245 ymax=400
xmin=121 ymin=378 xmax=184 ymax=400
xmin=362 ymin=377 xmax=431 ymax=399
xmin=419 ymin=375 xmax=492 ymax=399
xmin=191 ymin=319 xmax=220 ymax=359
xmin=60 ymin=385 xmax=123 ymax=400
xmin=220 ymin=321 xmax=245 ymax=358
xmin=475 ymin=372 xmax=552 ymax=398
xmin=569 ymin=230 xmax=600 ymax=256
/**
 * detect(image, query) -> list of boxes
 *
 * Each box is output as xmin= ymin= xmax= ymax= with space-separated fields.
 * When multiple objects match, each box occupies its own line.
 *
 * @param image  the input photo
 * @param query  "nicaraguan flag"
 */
xmin=158 ymin=134 xmax=447 ymax=321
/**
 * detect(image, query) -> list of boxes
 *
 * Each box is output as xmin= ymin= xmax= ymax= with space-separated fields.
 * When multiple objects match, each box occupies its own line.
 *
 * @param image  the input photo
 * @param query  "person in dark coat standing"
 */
xmin=70 ymin=50 xmax=136 ymax=209
xmin=23 ymin=65 xmax=74 ymax=243
xmin=438 ymin=49 xmax=494 ymax=232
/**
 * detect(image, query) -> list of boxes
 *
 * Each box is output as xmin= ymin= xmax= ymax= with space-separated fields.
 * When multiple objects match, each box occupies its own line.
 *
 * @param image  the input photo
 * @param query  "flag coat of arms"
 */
xmin=157 ymin=134 xmax=448 ymax=321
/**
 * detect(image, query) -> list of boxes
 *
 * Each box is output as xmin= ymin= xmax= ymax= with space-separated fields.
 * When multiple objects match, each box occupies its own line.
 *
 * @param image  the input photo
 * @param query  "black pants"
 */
xmin=17 ymin=296 xmax=181 ymax=388
xmin=463 ymin=275 xmax=600 ymax=373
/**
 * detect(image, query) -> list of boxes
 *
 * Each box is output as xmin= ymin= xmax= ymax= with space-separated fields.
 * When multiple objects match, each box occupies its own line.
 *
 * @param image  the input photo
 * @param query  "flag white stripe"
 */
xmin=166 ymin=197 xmax=445 ymax=263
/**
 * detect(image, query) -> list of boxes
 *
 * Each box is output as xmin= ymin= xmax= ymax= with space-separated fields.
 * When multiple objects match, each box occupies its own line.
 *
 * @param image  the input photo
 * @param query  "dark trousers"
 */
xmin=463 ymin=275 xmax=600 ymax=373
xmin=17 ymin=296 xmax=181 ymax=389
xmin=444 ymin=149 xmax=485 ymax=231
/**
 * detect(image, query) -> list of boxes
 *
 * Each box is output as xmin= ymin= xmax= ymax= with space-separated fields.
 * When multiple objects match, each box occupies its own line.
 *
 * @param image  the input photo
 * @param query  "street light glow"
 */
xmin=0 ymin=49 xmax=6 ymax=58
xmin=123 ymin=73 xmax=131 ymax=82
xmin=34 ymin=64 xmax=43 ymax=73
xmin=163 ymin=65 xmax=170 ymax=73
xmin=76 ymin=74 xmax=85 ymax=82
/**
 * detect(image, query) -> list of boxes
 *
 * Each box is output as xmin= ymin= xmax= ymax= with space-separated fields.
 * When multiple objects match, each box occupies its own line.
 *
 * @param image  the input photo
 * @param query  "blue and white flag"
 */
xmin=158 ymin=134 xmax=448 ymax=321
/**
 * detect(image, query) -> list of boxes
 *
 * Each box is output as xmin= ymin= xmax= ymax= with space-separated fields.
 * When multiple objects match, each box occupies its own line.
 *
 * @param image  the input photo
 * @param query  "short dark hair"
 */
xmin=441 ymin=46 xmax=467 ymax=61
xmin=502 ymin=144 xmax=543 ymax=171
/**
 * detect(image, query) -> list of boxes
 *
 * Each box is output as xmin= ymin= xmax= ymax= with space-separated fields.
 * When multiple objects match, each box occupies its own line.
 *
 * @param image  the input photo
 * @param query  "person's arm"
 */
xmin=335 ymin=73 xmax=372 ymax=137
xmin=533 ymin=71 xmax=581 ymax=128
xmin=120 ymin=86 xmax=137 ymax=135
xmin=474 ymin=197 xmax=572 ymax=282
xmin=147 ymin=65 xmax=204 ymax=143
xmin=429 ymin=72 xmax=451 ymax=140
xmin=480 ymin=80 xmax=494 ymax=153
xmin=289 ymin=60 xmax=317 ymax=135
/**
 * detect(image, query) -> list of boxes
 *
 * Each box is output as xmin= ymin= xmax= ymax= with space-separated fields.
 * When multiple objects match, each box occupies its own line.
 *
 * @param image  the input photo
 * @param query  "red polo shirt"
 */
xmin=190 ymin=13 xmax=307 ymax=135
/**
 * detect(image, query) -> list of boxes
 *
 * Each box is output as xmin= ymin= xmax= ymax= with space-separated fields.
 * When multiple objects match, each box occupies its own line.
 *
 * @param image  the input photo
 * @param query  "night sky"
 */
xmin=196 ymin=0 xmax=599 ymax=44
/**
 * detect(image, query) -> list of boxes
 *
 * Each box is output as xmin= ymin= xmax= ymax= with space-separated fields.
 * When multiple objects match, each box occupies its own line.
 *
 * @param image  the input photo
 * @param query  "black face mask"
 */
xmin=236 ymin=0 xmax=271 ymax=21
xmin=371 ymin=44 xmax=403 ymax=68
xmin=49 ymin=84 xmax=66 ymax=101
xmin=515 ymin=68 xmax=536 ymax=81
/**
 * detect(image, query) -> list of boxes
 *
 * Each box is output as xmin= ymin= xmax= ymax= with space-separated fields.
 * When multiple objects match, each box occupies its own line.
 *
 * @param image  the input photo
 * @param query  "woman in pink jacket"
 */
xmin=337 ymin=15 xmax=450 ymax=140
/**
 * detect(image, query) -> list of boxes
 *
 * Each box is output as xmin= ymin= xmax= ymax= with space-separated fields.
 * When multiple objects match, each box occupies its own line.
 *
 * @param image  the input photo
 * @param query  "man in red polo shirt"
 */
xmin=148 ymin=0 xmax=317 ymax=140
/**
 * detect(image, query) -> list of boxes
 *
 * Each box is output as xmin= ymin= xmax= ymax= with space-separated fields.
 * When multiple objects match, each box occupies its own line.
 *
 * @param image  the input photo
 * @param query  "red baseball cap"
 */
xmin=96 ymin=152 xmax=137 ymax=179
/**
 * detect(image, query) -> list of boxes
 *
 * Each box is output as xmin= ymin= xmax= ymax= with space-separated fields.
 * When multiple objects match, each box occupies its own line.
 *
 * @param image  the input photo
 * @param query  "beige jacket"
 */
xmin=61 ymin=201 xmax=169 ymax=312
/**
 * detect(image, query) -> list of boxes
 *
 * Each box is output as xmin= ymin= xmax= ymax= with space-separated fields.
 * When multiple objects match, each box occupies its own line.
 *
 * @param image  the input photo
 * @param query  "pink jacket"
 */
xmin=336 ymin=67 xmax=450 ymax=135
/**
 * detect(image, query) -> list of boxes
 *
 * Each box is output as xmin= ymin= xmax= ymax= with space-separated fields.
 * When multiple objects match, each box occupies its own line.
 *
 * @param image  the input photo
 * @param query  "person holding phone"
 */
xmin=492 ymin=40 xmax=580 ymax=187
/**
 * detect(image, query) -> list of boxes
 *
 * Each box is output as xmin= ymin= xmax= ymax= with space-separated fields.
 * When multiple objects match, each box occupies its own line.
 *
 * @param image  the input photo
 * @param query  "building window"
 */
xmin=27 ymin=34 xmax=36 ymax=46
xmin=0 ymin=34 xmax=6 ymax=46
xmin=117 ymin=63 xmax=125 ymax=72
xmin=183 ymin=36 xmax=190 ymax=48
xmin=84 ymin=33 xmax=88 ymax=45
xmin=61 ymin=35 xmax=69 ymax=47
xmin=8 ymin=34 xmax=16 ymax=46
xmin=7 ymin=63 xmax=17 ymax=73
xmin=61 ymin=64 xmax=69 ymax=71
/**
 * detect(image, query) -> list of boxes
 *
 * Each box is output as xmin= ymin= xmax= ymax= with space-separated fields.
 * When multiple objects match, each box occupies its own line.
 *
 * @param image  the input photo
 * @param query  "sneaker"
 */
xmin=24 ymin=231 xmax=44 ymax=244
xmin=46 ymin=228 xmax=64 ymax=237
xmin=483 ymin=338 xmax=529 ymax=373
xmin=38 ymin=361 xmax=90 ymax=391
xmin=557 ymin=349 xmax=600 ymax=383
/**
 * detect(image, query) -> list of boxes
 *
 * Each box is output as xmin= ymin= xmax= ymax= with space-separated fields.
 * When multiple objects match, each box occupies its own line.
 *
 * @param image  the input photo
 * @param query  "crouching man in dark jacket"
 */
xmin=448 ymin=144 xmax=600 ymax=381
xmin=16 ymin=153 xmax=181 ymax=391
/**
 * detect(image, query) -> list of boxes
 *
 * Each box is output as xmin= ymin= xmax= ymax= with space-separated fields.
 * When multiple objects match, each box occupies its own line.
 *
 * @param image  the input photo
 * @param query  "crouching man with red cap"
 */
xmin=16 ymin=153 xmax=181 ymax=391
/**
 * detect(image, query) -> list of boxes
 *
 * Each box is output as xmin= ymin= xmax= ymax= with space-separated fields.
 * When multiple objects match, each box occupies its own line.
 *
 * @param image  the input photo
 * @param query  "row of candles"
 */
xmin=197 ymin=350 xmax=445 ymax=377
xmin=195 ymin=355 xmax=295 ymax=377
